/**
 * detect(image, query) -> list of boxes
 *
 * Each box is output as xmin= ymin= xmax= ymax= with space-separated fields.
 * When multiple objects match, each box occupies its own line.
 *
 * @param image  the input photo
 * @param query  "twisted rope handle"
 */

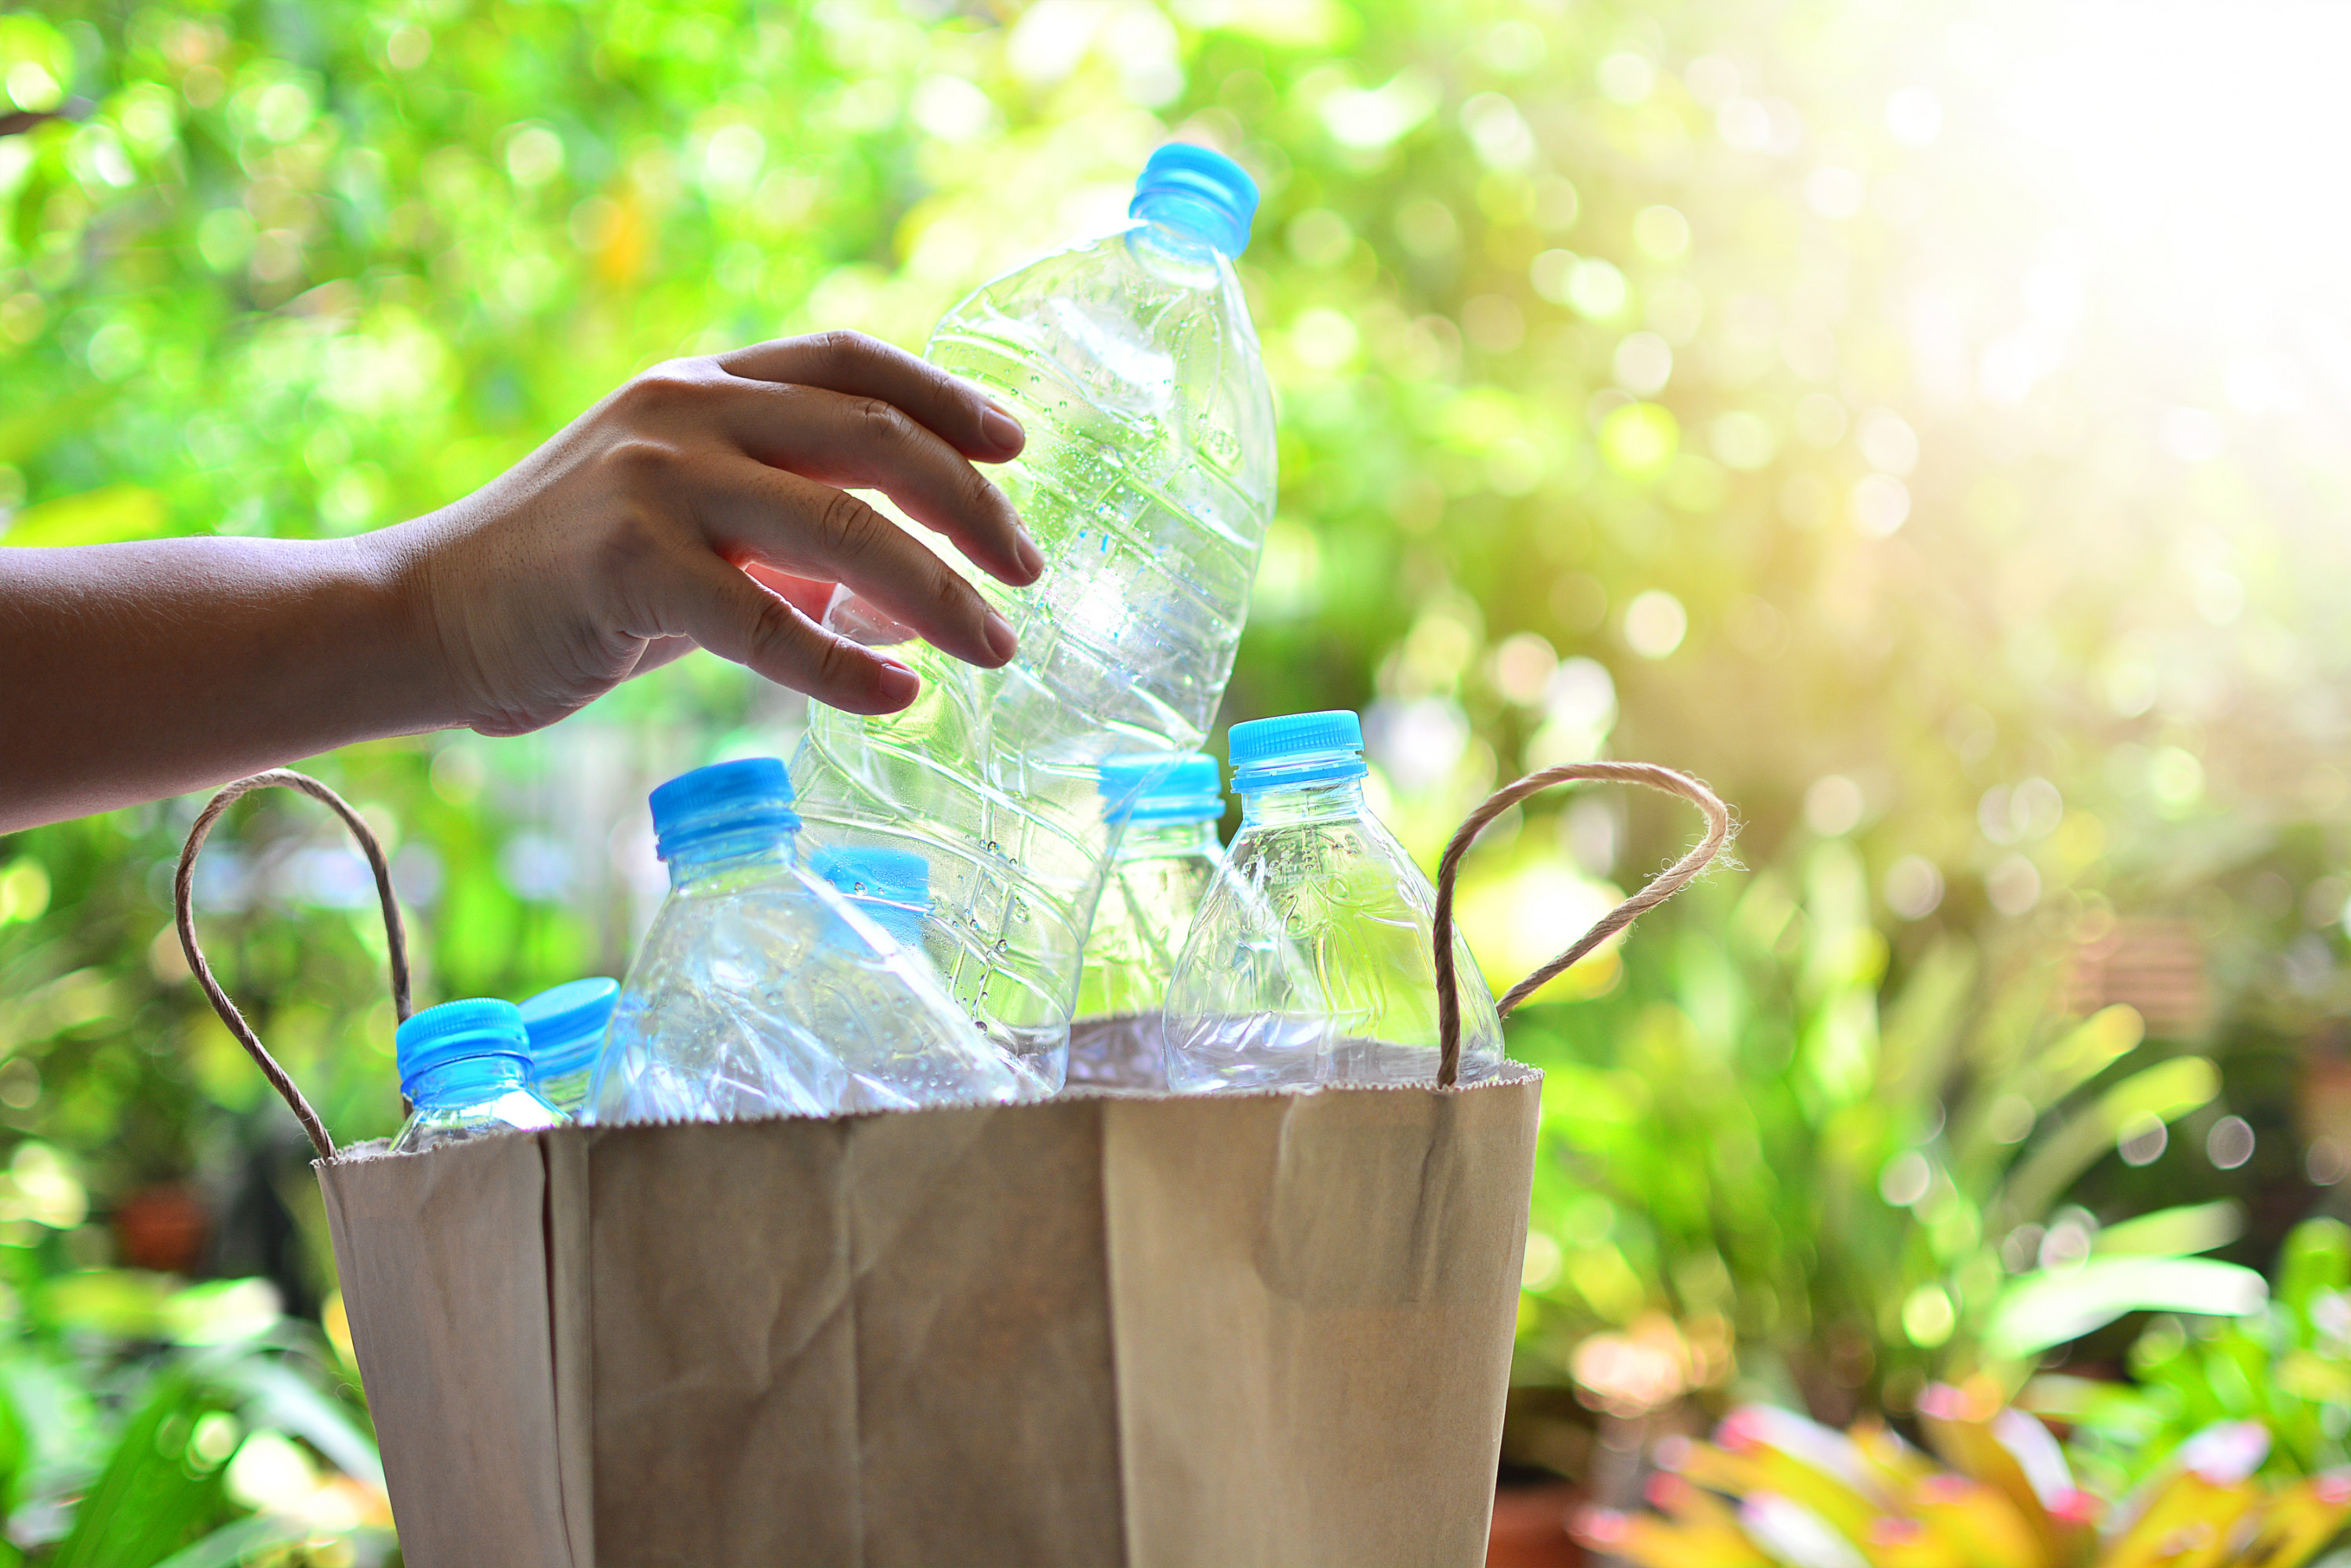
xmin=1433 ymin=762 xmax=1733 ymax=1087
xmin=175 ymin=770 xmax=415 ymax=1160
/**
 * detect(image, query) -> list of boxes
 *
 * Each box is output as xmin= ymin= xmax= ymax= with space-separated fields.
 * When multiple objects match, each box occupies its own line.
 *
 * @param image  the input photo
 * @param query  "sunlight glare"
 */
xmin=2000 ymin=1 xmax=2351 ymax=348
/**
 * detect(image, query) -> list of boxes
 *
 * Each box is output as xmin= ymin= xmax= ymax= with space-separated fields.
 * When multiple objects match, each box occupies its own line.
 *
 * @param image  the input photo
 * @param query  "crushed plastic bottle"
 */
xmin=392 ymin=998 xmax=566 ymax=1154
xmin=812 ymin=845 xmax=932 ymax=949
xmin=1162 ymin=710 xmax=1506 ymax=1091
xmin=521 ymin=977 xmax=619 ymax=1118
xmin=1069 ymin=753 xmax=1226 ymax=1090
xmin=589 ymin=758 xmax=1051 ymax=1124
xmin=791 ymin=143 xmax=1277 ymax=1085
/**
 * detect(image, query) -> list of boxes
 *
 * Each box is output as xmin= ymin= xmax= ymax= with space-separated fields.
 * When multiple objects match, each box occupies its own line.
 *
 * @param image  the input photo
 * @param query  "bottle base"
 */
xmin=1066 ymin=1014 xmax=1165 ymax=1092
xmin=1165 ymin=1018 xmax=1509 ymax=1093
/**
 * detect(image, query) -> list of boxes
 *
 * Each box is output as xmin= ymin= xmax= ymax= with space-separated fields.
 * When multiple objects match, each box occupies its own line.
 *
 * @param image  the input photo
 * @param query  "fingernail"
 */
xmin=877 ymin=661 xmax=920 ymax=706
xmin=983 ymin=611 xmax=1019 ymax=663
xmin=980 ymin=401 xmax=1025 ymax=452
xmin=1013 ymin=532 xmax=1045 ymax=581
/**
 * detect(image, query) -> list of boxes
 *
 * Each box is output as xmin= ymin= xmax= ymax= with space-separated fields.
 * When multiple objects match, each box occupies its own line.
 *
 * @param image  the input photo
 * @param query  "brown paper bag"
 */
xmin=175 ymin=762 xmax=1729 ymax=1567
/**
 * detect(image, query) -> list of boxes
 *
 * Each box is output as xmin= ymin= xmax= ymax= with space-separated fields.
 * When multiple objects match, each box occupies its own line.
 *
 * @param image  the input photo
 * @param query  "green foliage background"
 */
xmin=5 ymin=0 xmax=2351 ymax=1552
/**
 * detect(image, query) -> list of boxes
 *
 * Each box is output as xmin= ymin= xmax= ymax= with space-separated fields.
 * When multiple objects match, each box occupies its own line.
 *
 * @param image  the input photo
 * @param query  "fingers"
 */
xmin=740 ymin=563 xmax=837 ymax=621
xmin=720 ymin=383 xmax=1043 ymax=587
xmin=660 ymin=550 xmax=921 ymax=715
xmin=701 ymin=458 xmax=1017 ymax=671
xmin=716 ymin=331 xmax=1027 ymax=463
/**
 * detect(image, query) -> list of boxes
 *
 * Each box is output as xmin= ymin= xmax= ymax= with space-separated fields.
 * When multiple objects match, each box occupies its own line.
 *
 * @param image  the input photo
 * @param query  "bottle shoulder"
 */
xmin=616 ymin=866 xmax=983 ymax=1046
xmin=928 ymin=230 xmax=1273 ymax=486
xmin=1095 ymin=849 xmax=1219 ymax=929
xmin=1221 ymin=812 xmax=1437 ymax=915
xmin=643 ymin=862 xmax=883 ymax=939
xmin=391 ymin=1090 xmax=563 ymax=1153
xmin=941 ymin=227 xmax=1256 ymax=331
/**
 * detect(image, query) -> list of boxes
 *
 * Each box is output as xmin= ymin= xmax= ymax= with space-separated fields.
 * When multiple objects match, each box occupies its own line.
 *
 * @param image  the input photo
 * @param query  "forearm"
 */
xmin=0 ymin=335 xmax=1037 ymax=833
xmin=0 ymin=532 xmax=454 ymax=832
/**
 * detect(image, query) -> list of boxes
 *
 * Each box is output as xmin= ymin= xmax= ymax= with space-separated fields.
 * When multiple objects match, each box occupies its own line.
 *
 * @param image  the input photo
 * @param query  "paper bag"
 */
xmin=175 ymin=762 xmax=1730 ymax=1567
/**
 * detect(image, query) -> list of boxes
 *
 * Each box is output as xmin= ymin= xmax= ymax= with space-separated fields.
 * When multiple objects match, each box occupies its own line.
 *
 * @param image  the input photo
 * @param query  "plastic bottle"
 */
xmin=589 ymin=758 xmax=1050 ymax=1124
xmin=391 ymin=999 xmax=566 ymax=1154
xmin=521 ymin=977 xmax=619 ymax=1118
xmin=811 ymin=845 xmax=932 ymax=949
xmin=1069 ymin=753 xmax=1226 ymax=1090
xmin=1162 ymin=711 xmax=1506 ymax=1091
xmin=790 ymin=143 xmax=1277 ymax=1085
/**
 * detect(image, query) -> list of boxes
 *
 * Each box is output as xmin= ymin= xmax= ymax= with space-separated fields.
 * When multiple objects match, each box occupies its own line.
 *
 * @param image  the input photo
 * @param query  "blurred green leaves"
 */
xmin=1510 ymin=833 xmax=2270 ymax=1417
xmin=2037 ymin=1218 xmax=2351 ymax=1495
xmin=1986 ymin=1254 xmax=2264 ymax=1360
xmin=0 ymin=1260 xmax=392 ymax=1562
xmin=49 ymin=1366 xmax=231 ymax=1568
xmin=1997 ymin=1056 xmax=2220 ymax=1227
xmin=0 ymin=486 xmax=164 ymax=549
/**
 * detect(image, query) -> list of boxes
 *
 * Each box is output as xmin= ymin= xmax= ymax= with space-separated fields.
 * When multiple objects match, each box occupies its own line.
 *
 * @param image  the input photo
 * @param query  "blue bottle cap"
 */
xmin=394 ymin=998 xmax=530 ymax=1095
xmin=1099 ymin=753 xmax=1224 ymax=823
xmin=648 ymin=758 xmax=798 ymax=861
xmin=519 ymin=978 xmax=619 ymax=1080
xmin=1227 ymin=710 xmax=1368 ymax=793
xmin=1129 ymin=143 xmax=1259 ymax=259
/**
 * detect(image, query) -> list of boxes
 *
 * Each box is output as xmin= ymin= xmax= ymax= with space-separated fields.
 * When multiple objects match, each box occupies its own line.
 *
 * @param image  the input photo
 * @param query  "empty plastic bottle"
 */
xmin=791 ymin=143 xmax=1277 ymax=1084
xmin=590 ymin=758 xmax=1050 ymax=1124
xmin=521 ymin=977 xmax=619 ymax=1118
xmin=392 ymin=998 xmax=566 ymax=1154
xmin=1069 ymin=753 xmax=1226 ymax=1090
xmin=811 ymin=845 xmax=932 ymax=949
xmin=1162 ymin=711 xmax=1506 ymax=1091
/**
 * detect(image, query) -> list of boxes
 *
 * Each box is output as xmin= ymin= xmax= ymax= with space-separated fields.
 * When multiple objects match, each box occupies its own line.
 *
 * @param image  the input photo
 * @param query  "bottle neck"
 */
xmin=408 ymin=1054 xmax=528 ymax=1110
xmin=1114 ymin=818 xmax=1223 ymax=859
xmin=667 ymin=827 xmax=795 ymax=891
xmin=1125 ymin=221 xmax=1225 ymax=289
xmin=532 ymin=1064 xmax=594 ymax=1116
xmin=530 ymin=1027 xmax=602 ymax=1080
xmin=1237 ymin=776 xmax=1367 ymax=829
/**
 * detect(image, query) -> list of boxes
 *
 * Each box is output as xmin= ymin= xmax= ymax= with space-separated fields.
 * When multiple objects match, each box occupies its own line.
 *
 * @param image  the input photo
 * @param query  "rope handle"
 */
xmin=1433 ymin=762 xmax=1733 ymax=1087
xmin=175 ymin=770 xmax=416 ymax=1161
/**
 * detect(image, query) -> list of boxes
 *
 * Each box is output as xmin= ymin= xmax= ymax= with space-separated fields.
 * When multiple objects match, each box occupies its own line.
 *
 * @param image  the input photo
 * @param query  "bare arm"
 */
xmin=0 ymin=332 xmax=1039 ymax=833
xmin=0 ymin=534 xmax=445 ymax=829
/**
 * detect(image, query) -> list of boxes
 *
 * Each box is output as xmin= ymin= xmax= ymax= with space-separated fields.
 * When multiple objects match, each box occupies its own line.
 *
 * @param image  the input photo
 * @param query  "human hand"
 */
xmin=387 ymin=330 xmax=1041 ymax=735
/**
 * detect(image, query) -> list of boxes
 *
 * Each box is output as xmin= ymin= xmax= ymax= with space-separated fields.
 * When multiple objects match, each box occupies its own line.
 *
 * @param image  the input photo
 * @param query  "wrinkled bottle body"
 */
xmin=590 ymin=841 xmax=1051 ymax=1124
xmin=1163 ymin=726 xmax=1506 ymax=1091
xmin=812 ymin=845 xmax=947 ymax=972
xmin=1070 ymin=818 xmax=1223 ymax=1090
xmin=792 ymin=218 xmax=1276 ymax=1080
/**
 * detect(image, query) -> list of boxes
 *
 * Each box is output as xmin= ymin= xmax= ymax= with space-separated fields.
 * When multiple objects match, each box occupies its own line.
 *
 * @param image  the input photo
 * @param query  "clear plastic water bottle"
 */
xmin=589 ymin=759 xmax=1049 ymax=1124
xmin=391 ymin=999 xmax=566 ymax=1154
xmin=791 ymin=143 xmax=1277 ymax=1083
xmin=1162 ymin=711 xmax=1506 ymax=1091
xmin=811 ymin=845 xmax=931 ymax=948
xmin=521 ymin=977 xmax=618 ymax=1118
xmin=1069 ymin=753 xmax=1226 ymax=1090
